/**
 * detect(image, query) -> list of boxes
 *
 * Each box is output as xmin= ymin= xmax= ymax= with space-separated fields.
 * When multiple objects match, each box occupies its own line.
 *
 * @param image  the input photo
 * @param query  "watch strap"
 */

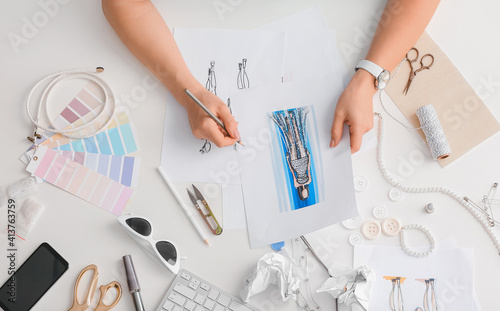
xmin=355 ymin=60 xmax=384 ymax=79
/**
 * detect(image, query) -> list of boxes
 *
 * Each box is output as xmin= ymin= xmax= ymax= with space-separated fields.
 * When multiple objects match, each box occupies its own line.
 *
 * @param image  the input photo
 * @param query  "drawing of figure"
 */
xmin=237 ymin=58 xmax=250 ymax=89
xmin=200 ymin=60 xmax=217 ymax=154
xmin=205 ymin=60 xmax=217 ymax=95
xmin=270 ymin=107 xmax=312 ymax=200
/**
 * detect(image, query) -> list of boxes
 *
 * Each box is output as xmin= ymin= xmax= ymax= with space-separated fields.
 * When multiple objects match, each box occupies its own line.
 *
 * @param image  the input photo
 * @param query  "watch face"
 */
xmin=377 ymin=70 xmax=391 ymax=90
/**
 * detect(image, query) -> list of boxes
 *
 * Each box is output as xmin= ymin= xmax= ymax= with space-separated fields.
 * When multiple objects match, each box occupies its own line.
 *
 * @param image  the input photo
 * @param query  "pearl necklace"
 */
xmin=375 ymin=113 xmax=500 ymax=255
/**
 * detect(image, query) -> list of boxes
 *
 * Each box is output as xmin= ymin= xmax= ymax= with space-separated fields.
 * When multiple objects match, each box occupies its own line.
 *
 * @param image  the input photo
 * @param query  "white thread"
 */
xmin=25 ymin=68 xmax=116 ymax=140
xmin=399 ymin=224 xmax=436 ymax=257
xmin=375 ymin=113 xmax=500 ymax=255
xmin=416 ymin=105 xmax=451 ymax=159
xmin=379 ymin=59 xmax=451 ymax=159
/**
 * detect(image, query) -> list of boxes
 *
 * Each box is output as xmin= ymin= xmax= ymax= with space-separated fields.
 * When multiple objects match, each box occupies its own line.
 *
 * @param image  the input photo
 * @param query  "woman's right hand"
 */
xmin=180 ymin=85 xmax=240 ymax=148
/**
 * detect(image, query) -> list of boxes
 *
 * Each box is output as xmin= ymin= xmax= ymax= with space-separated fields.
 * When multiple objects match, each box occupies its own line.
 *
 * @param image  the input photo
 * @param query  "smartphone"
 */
xmin=0 ymin=242 xmax=68 ymax=311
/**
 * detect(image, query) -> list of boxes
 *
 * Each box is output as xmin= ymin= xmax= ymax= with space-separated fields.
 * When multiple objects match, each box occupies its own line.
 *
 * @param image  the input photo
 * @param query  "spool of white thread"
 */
xmin=416 ymin=105 xmax=451 ymax=160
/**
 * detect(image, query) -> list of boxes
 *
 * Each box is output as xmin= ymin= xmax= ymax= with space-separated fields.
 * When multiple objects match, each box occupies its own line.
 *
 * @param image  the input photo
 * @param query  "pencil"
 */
xmin=184 ymin=89 xmax=244 ymax=146
xmin=157 ymin=167 xmax=210 ymax=246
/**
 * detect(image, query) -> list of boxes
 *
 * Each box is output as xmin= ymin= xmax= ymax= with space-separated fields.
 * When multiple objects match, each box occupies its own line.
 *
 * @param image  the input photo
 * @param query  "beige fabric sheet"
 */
xmin=385 ymin=32 xmax=500 ymax=167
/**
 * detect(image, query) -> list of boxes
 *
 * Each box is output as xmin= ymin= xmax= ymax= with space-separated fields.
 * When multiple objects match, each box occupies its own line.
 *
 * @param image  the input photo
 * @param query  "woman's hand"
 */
xmin=330 ymin=69 xmax=377 ymax=154
xmin=180 ymin=85 xmax=240 ymax=148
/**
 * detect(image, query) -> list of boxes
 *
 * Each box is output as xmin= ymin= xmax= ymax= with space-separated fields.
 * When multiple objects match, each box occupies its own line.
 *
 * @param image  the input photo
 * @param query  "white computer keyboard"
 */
xmin=157 ymin=269 xmax=260 ymax=311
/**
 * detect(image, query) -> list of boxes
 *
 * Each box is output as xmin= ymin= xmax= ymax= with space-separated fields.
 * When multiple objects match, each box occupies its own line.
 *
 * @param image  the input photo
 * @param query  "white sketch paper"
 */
xmin=160 ymin=29 xmax=285 ymax=185
xmin=256 ymin=6 xmax=349 ymax=86
xmin=232 ymin=74 xmax=357 ymax=248
xmin=353 ymin=244 xmax=475 ymax=311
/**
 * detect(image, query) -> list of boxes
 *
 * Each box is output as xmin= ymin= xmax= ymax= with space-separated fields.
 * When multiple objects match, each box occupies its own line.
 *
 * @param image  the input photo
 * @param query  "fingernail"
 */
xmin=232 ymin=129 xmax=241 ymax=140
xmin=330 ymin=138 xmax=335 ymax=148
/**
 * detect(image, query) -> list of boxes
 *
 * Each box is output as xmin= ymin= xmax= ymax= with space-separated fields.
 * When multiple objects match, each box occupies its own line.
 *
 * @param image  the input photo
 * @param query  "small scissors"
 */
xmin=68 ymin=264 xmax=122 ymax=311
xmin=187 ymin=184 xmax=223 ymax=235
xmin=403 ymin=47 xmax=434 ymax=95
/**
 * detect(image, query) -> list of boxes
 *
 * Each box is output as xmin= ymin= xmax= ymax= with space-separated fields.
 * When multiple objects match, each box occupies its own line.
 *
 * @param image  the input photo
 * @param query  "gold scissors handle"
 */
xmin=94 ymin=282 xmax=122 ymax=311
xmin=415 ymin=54 xmax=434 ymax=74
xmin=68 ymin=265 xmax=99 ymax=311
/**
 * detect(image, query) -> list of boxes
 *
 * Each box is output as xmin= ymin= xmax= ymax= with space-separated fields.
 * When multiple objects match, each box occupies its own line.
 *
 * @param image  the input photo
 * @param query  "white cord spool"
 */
xmin=25 ymin=67 xmax=116 ymax=141
xmin=416 ymin=105 xmax=451 ymax=160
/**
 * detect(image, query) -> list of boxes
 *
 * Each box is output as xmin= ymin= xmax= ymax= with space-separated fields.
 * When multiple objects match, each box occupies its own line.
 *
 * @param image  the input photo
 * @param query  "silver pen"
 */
xmin=123 ymin=255 xmax=146 ymax=311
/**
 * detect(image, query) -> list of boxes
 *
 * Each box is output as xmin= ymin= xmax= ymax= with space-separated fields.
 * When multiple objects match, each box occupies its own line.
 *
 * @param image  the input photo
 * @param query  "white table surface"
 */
xmin=1 ymin=1 xmax=500 ymax=310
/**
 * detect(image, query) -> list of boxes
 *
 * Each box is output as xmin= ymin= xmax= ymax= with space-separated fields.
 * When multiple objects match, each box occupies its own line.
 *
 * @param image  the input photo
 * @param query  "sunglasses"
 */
xmin=117 ymin=215 xmax=180 ymax=274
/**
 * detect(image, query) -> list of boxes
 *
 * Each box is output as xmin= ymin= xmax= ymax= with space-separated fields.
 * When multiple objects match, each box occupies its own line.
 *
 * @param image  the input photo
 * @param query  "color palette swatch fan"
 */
xmin=22 ymin=82 xmax=140 ymax=216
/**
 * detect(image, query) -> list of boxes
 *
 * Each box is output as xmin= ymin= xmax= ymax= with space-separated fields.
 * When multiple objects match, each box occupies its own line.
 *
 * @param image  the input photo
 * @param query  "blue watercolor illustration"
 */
xmin=269 ymin=106 xmax=324 ymax=212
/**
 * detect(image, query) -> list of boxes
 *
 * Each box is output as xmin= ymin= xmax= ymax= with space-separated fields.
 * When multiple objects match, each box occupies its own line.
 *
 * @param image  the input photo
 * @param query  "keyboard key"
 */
xmin=185 ymin=301 xmax=196 ymax=311
xmin=194 ymin=294 xmax=206 ymax=305
xmin=201 ymin=283 xmax=211 ymax=291
xmin=208 ymin=289 xmax=220 ymax=300
xmin=173 ymin=283 xmax=196 ymax=300
xmin=204 ymin=299 xmax=216 ymax=310
xmin=173 ymin=306 xmax=183 ymax=311
xmin=229 ymin=301 xmax=253 ymax=311
xmin=214 ymin=305 xmax=225 ymax=311
xmin=162 ymin=300 xmax=174 ymax=311
xmin=191 ymin=278 xmax=201 ymax=286
xmin=168 ymin=292 xmax=186 ymax=306
xmin=188 ymin=282 xmax=199 ymax=290
xmin=181 ymin=272 xmax=191 ymax=281
xmin=217 ymin=294 xmax=231 ymax=307
xmin=194 ymin=306 xmax=205 ymax=311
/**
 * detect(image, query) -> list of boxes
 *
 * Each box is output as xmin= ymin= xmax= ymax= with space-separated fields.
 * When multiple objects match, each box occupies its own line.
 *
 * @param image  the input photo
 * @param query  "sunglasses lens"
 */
xmin=125 ymin=218 xmax=152 ymax=236
xmin=156 ymin=241 xmax=177 ymax=266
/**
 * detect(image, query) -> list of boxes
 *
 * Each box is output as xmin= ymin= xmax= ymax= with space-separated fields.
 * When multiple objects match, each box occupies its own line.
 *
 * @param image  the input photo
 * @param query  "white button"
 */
xmin=372 ymin=205 xmax=387 ymax=219
xmin=353 ymin=176 xmax=369 ymax=192
xmin=389 ymin=188 xmax=403 ymax=201
xmin=381 ymin=218 xmax=401 ymax=236
xmin=341 ymin=216 xmax=362 ymax=230
xmin=349 ymin=232 xmax=364 ymax=246
xmin=361 ymin=220 xmax=381 ymax=240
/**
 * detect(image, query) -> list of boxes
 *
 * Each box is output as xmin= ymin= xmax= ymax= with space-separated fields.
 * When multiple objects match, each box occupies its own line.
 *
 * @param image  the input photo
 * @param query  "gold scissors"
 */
xmin=403 ymin=47 xmax=434 ymax=95
xmin=68 ymin=264 xmax=122 ymax=311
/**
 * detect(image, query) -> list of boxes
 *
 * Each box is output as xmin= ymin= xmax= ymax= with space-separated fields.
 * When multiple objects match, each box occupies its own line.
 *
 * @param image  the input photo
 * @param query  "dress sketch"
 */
xmin=237 ymin=58 xmax=250 ymax=89
xmin=200 ymin=60 xmax=217 ymax=154
xmin=270 ymin=107 xmax=312 ymax=201
xmin=206 ymin=60 xmax=217 ymax=95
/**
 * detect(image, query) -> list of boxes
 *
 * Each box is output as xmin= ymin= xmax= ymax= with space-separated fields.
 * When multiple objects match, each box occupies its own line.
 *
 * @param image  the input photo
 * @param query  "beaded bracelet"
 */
xmin=399 ymin=224 xmax=436 ymax=257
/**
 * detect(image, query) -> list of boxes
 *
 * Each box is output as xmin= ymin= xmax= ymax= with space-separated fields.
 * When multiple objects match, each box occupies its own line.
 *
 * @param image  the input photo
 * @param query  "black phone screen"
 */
xmin=0 ymin=242 xmax=68 ymax=311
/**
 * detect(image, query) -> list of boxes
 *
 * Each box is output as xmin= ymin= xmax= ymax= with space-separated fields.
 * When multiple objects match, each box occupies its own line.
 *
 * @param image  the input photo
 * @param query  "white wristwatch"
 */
xmin=355 ymin=60 xmax=390 ymax=90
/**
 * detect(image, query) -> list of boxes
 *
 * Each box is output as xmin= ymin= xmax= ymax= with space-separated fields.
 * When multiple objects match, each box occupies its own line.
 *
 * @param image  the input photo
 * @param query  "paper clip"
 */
xmin=187 ymin=185 xmax=223 ymax=235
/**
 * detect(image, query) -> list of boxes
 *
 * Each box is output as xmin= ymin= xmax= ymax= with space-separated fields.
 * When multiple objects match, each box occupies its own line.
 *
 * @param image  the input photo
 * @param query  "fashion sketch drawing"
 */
xmin=269 ymin=106 xmax=324 ymax=211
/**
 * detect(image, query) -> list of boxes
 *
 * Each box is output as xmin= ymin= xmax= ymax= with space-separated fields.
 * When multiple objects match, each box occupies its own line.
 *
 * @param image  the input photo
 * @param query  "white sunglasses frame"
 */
xmin=117 ymin=214 xmax=180 ymax=274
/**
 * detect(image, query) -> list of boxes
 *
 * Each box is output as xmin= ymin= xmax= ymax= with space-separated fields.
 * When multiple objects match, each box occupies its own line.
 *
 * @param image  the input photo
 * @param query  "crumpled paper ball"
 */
xmin=317 ymin=264 xmax=375 ymax=311
xmin=240 ymin=250 xmax=300 ymax=302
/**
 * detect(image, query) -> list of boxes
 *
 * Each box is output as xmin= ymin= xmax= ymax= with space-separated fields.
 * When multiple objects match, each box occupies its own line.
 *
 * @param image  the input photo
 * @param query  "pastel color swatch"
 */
xmin=38 ymin=82 xmax=106 ymax=146
xmin=26 ymin=146 xmax=133 ymax=216
xmin=55 ymin=122 xmax=139 ymax=155
xmin=56 ymin=150 xmax=141 ymax=187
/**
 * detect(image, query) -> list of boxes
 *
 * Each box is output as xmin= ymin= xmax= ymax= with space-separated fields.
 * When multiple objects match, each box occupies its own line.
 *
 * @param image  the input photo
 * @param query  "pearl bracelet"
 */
xmin=399 ymin=224 xmax=436 ymax=257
